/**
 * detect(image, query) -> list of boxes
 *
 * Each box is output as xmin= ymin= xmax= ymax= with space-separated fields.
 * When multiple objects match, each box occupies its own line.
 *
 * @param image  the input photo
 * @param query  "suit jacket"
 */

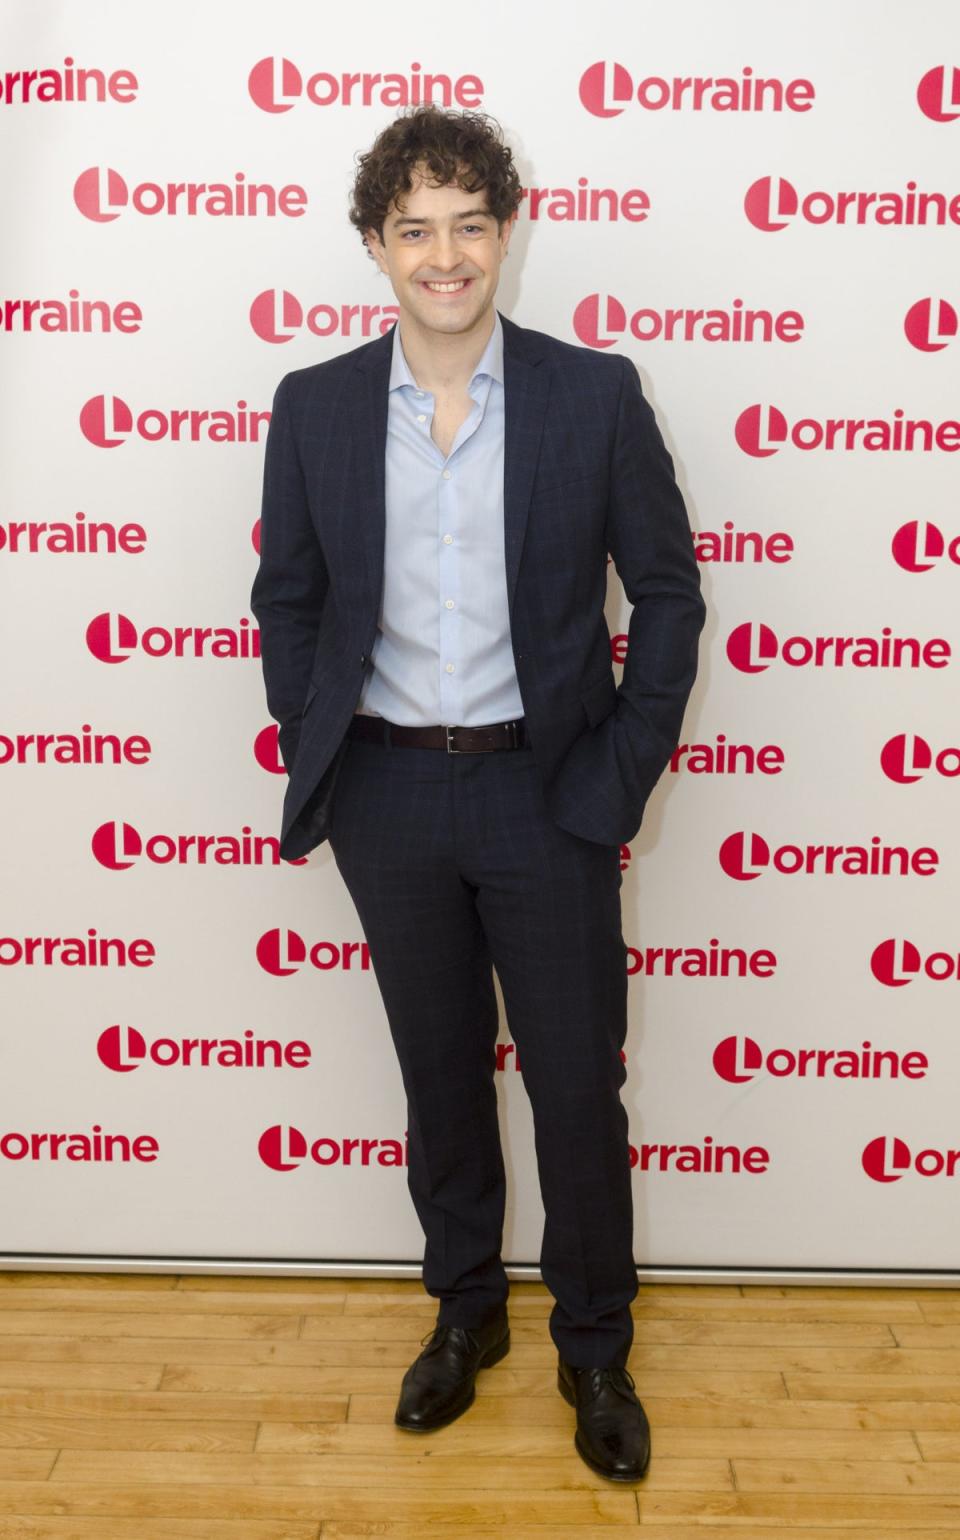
xmin=250 ymin=309 xmax=706 ymax=863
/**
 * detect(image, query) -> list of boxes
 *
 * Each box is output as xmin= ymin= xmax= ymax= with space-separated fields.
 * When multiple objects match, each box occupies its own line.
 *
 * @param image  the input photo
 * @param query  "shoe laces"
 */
xmin=580 ymin=1363 xmax=638 ymax=1402
xmin=419 ymin=1323 xmax=479 ymax=1355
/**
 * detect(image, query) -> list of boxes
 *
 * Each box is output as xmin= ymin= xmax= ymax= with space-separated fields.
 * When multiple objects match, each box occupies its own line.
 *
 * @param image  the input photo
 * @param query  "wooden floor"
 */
xmin=0 ymin=1272 xmax=958 ymax=1537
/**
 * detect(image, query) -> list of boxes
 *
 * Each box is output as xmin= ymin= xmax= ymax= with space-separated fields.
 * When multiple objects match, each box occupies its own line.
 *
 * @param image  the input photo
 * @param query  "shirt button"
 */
xmin=445 ymin=663 xmax=455 ymax=673
xmin=415 ymin=391 xmax=425 ymax=399
xmin=442 ymin=470 xmax=452 ymax=480
xmin=442 ymin=533 xmax=453 ymax=544
xmin=444 ymin=599 xmax=455 ymax=610
xmin=417 ymin=414 xmax=426 ymax=423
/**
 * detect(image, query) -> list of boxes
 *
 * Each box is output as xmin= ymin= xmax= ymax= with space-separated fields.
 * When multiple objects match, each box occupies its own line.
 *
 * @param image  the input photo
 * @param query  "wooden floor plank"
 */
xmin=46 ymin=1448 xmax=728 ymax=1491
xmin=636 ymin=1491 xmax=960 ymax=1525
xmin=0 ymin=1522 xmax=320 ymax=1540
xmin=731 ymin=1456 xmax=960 ymax=1493
xmin=0 ymin=1311 xmax=303 ymax=1338
xmin=786 ymin=1373 xmax=960 ymax=1403
xmin=0 ymin=1415 xmax=257 ymax=1452
xmin=321 ymin=1529 xmax=960 ymax=1540
xmin=0 ymin=1289 xmax=346 ymax=1316
xmin=0 ymin=1480 xmax=637 ymax=1523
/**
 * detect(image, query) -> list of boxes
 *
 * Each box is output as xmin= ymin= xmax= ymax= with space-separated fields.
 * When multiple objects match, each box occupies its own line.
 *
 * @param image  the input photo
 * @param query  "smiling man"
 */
xmin=250 ymin=106 xmax=706 ymax=1483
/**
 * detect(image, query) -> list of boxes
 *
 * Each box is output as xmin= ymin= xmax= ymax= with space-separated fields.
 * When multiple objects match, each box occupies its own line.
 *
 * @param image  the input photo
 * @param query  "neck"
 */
xmin=397 ymin=306 xmax=497 ymax=394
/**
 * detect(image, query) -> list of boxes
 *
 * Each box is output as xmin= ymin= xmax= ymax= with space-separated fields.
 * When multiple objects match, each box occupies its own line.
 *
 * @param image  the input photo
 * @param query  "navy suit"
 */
xmin=251 ymin=310 xmax=705 ymax=865
xmin=251 ymin=310 xmax=706 ymax=1365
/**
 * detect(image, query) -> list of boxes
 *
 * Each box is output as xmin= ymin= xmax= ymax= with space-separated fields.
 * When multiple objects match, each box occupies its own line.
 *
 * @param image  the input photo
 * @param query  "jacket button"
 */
xmin=359 ymin=653 xmax=367 ymax=668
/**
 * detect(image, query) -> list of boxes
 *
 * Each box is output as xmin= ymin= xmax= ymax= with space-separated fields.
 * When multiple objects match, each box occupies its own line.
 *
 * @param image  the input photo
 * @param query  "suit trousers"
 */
xmin=326 ymin=720 xmax=639 ymax=1368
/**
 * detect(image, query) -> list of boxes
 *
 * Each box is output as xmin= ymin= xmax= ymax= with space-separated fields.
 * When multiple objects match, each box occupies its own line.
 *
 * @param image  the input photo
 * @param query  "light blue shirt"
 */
xmin=356 ymin=310 xmax=524 ymax=727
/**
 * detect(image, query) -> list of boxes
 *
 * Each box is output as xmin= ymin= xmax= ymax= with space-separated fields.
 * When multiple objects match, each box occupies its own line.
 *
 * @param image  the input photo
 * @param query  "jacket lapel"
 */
xmin=500 ymin=311 xmax=549 ymax=616
xmin=349 ymin=308 xmax=549 ymax=620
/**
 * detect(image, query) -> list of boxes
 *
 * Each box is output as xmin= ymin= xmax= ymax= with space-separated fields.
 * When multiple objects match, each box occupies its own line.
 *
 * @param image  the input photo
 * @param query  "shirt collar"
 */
xmin=389 ymin=309 xmax=504 ymax=393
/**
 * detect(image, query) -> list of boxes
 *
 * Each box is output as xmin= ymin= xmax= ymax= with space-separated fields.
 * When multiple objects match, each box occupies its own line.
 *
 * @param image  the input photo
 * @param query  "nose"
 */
xmin=428 ymin=229 xmax=466 ymax=274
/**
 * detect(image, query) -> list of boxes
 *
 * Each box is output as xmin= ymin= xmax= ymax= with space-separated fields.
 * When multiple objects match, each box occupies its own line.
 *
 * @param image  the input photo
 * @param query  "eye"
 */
xmin=400 ymin=225 xmax=485 ymax=239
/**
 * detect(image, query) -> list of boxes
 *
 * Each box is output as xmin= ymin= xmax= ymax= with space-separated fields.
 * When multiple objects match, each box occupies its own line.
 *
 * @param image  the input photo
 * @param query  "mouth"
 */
xmin=420 ymin=278 xmax=474 ymax=297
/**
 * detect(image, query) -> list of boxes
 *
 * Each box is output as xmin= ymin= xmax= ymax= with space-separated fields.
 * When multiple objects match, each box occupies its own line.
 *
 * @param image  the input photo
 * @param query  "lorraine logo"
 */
xmin=86 ymin=611 xmax=137 ymax=661
xmin=74 ymin=166 xmax=128 ymax=222
xmin=249 ymin=56 xmax=303 ymax=112
xmin=572 ymin=294 xmax=627 ymax=347
xmin=247 ymin=57 xmax=482 ymax=113
xmin=904 ymin=298 xmax=958 ymax=351
xmin=917 ymin=65 xmax=960 ymax=121
xmin=743 ymin=175 xmax=799 ymax=231
xmin=257 ymin=1124 xmax=408 ymax=1169
xmin=713 ymin=1034 xmax=926 ymax=1083
xmin=96 ymin=1023 xmax=309 ymax=1072
xmin=73 ymin=168 xmax=305 ymax=221
xmin=717 ymin=831 xmax=939 ymax=881
xmin=251 ymin=288 xmax=301 ymax=341
xmin=871 ymin=938 xmax=960 ymax=986
xmin=85 ymin=612 xmax=259 ymax=662
xmin=892 ymin=519 xmax=960 ymax=571
xmin=249 ymin=289 xmax=398 ymax=342
xmin=880 ymin=733 xmax=960 ymax=783
xmin=733 ymin=404 xmax=788 ymax=455
xmin=578 ymin=61 xmax=634 ymax=117
xmin=254 ymin=723 xmax=287 ymax=776
xmin=79 ymin=394 xmax=268 ymax=447
xmin=862 ymin=1136 xmax=960 ymax=1183
xmin=577 ymin=62 xmax=813 ymax=118
xmin=80 ymin=394 xmax=132 ymax=446
xmin=743 ymin=175 xmax=954 ymax=230
xmin=735 ymin=403 xmax=960 ymax=456
xmin=571 ymin=294 xmax=802 ymax=348
xmin=91 ymin=821 xmax=141 ymax=869
xmin=726 ymin=622 xmax=777 ymax=672
xmin=725 ymin=622 xmax=950 ymax=673
xmin=255 ymin=928 xmax=371 ymax=975
xmin=718 ymin=832 xmax=771 ymax=880
xmin=90 ymin=820 xmax=295 ymax=870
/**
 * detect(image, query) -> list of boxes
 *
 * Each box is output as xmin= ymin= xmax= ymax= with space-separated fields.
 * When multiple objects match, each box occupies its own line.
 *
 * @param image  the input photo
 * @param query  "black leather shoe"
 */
xmin=394 ymin=1307 xmax=510 ymax=1431
xmin=557 ymin=1358 xmax=651 ymax=1481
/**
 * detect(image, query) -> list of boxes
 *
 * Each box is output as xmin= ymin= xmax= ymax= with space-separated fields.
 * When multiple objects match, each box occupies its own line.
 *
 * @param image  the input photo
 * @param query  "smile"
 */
xmin=422 ymin=279 xmax=471 ymax=293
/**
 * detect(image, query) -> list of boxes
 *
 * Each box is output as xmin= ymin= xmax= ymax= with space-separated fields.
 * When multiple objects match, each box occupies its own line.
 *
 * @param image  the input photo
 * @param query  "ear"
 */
xmin=364 ymin=227 xmax=389 ymax=273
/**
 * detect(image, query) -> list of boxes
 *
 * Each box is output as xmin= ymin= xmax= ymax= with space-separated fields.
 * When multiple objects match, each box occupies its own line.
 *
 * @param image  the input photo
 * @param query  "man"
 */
xmin=250 ymin=105 xmax=706 ymax=1483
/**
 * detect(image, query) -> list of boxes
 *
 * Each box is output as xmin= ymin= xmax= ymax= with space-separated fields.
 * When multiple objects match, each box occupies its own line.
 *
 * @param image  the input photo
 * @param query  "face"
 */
xmin=364 ymin=164 xmax=514 ymax=339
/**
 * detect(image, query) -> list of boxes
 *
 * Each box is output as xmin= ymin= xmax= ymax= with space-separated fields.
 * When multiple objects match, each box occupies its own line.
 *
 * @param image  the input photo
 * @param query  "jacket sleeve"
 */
xmin=604 ymin=354 xmax=706 ymax=808
xmin=250 ymin=373 xmax=330 ymax=776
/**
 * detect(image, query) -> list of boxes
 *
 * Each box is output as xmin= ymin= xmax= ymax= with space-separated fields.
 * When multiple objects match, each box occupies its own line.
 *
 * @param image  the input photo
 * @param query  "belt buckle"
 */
xmin=445 ymin=723 xmax=487 ymax=754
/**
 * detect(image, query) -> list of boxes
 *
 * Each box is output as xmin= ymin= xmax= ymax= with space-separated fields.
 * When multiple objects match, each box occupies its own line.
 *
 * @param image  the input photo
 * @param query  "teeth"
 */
xmin=425 ymin=280 xmax=468 ymax=292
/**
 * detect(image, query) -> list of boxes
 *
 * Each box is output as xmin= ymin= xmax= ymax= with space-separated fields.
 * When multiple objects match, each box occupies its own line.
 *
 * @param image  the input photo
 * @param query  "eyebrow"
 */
xmin=391 ymin=208 xmax=494 ymax=227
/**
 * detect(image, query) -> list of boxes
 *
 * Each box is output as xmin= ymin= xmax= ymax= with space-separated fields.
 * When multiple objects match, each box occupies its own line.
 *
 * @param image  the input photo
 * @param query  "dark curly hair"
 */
xmin=348 ymin=105 xmax=523 ymax=252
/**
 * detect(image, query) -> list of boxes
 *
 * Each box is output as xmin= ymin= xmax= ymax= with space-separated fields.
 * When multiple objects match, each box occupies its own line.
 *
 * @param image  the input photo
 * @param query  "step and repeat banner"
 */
xmin=3 ymin=0 xmax=959 ymax=1277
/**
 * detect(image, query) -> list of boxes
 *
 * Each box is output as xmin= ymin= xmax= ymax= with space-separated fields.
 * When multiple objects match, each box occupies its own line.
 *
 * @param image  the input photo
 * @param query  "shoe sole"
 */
xmin=394 ymin=1329 xmax=511 ymax=1432
xmin=557 ymin=1368 xmax=652 ymax=1482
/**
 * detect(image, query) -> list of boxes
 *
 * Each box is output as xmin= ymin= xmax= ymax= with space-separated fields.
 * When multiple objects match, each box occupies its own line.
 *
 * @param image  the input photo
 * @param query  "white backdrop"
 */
xmin=3 ymin=0 xmax=959 ymax=1281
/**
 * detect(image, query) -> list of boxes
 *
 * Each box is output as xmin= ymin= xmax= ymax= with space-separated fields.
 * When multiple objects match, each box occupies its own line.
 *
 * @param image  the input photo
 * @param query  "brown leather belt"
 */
xmin=349 ymin=714 xmax=526 ymax=753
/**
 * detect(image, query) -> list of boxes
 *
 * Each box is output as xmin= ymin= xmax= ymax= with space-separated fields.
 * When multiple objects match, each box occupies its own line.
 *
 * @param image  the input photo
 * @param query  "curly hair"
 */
xmin=348 ymin=105 xmax=523 ymax=252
